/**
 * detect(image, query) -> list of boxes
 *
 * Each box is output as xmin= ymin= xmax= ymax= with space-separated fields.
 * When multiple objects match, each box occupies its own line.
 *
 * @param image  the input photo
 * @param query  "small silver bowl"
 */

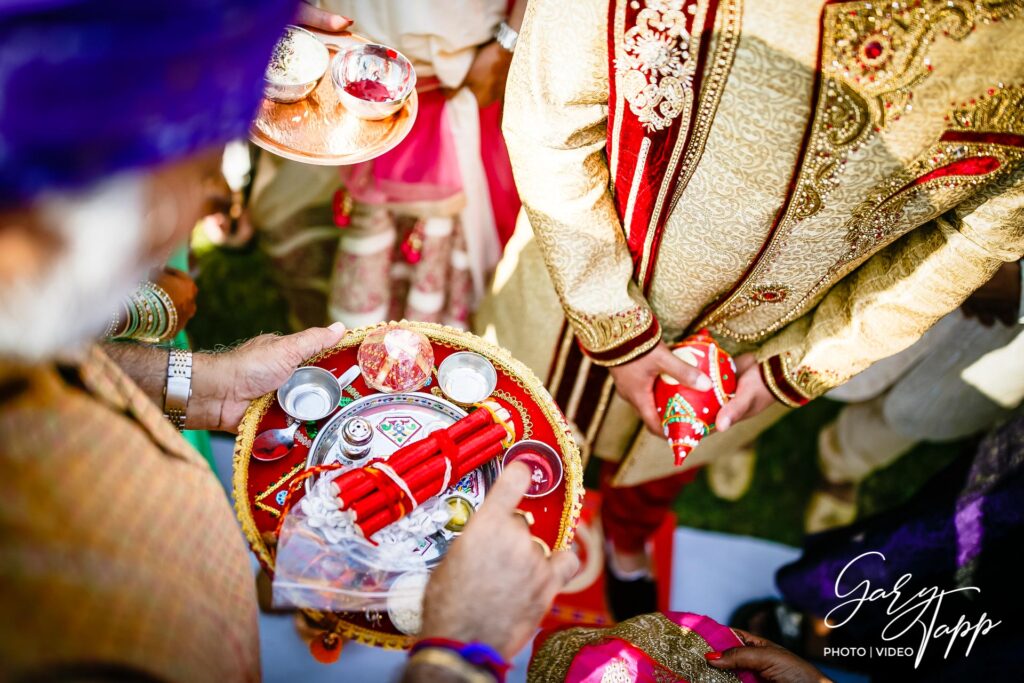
xmin=263 ymin=25 xmax=330 ymax=104
xmin=331 ymin=43 xmax=416 ymax=120
xmin=437 ymin=352 xmax=498 ymax=406
xmin=502 ymin=440 xmax=564 ymax=498
xmin=277 ymin=366 xmax=341 ymax=422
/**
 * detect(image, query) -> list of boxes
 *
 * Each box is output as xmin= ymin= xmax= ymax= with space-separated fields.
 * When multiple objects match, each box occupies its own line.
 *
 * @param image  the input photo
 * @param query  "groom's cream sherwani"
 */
xmin=477 ymin=0 xmax=1024 ymax=485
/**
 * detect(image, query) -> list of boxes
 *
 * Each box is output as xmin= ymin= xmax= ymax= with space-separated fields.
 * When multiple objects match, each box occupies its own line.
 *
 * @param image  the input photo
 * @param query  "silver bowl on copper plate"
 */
xmin=331 ymin=43 xmax=416 ymax=120
xmin=263 ymin=25 xmax=330 ymax=103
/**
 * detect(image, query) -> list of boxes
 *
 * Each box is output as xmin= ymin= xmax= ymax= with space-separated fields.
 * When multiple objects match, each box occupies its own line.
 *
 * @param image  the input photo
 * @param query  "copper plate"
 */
xmin=249 ymin=31 xmax=418 ymax=166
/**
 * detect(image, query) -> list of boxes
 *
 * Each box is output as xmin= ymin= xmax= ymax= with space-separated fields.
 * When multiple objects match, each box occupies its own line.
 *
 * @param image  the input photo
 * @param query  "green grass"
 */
xmin=674 ymin=399 xmax=962 ymax=546
xmin=189 ymin=236 xmax=291 ymax=351
xmin=192 ymin=239 xmax=962 ymax=547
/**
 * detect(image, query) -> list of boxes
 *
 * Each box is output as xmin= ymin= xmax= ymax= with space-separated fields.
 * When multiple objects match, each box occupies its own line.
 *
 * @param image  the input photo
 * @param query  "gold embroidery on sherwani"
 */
xmin=617 ymin=0 xmax=698 ymax=133
xmin=609 ymin=0 xmax=630 ymax=183
xmin=638 ymin=0 xmax=743 ymax=287
xmin=665 ymin=0 xmax=744 ymax=218
xmin=700 ymin=0 xmax=1024 ymax=337
xmin=527 ymin=613 xmax=740 ymax=683
xmin=746 ymin=85 xmax=1024 ymax=343
xmin=567 ymin=302 xmax=657 ymax=354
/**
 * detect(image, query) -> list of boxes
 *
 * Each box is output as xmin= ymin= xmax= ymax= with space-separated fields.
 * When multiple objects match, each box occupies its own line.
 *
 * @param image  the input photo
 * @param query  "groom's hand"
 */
xmin=716 ymin=353 xmax=775 ymax=431
xmin=608 ymin=342 xmax=712 ymax=435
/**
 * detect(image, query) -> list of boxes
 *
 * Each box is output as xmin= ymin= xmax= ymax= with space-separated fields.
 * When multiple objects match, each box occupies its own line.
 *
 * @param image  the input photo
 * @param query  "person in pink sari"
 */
xmin=250 ymin=0 xmax=524 ymax=332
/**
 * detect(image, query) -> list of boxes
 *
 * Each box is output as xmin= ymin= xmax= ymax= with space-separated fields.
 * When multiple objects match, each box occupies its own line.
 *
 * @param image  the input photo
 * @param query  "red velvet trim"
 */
xmin=581 ymin=317 xmax=662 ymax=364
xmin=911 ymin=156 xmax=1000 ymax=186
xmin=606 ymin=0 xmax=723 ymax=293
xmin=939 ymin=130 xmax=1024 ymax=148
xmin=764 ymin=356 xmax=810 ymax=407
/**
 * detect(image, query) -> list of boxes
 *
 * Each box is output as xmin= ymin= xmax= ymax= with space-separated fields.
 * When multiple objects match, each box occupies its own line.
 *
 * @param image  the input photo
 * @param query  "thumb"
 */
xmin=549 ymin=550 xmax=580 ymax=589
xmin=716 ymin=390 xmax=749 ymax=432
xmin=280 ymin=323 xmax=347 ymax=365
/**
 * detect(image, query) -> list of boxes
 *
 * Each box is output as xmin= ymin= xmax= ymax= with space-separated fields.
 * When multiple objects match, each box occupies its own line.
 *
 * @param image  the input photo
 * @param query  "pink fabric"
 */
xmin=559 ymin=612 xmax=762 ymax=683
xmin=342 ymin=84 xmax=463 ymax=207
xmin=478 ymin=100 xmax=520 ymax=246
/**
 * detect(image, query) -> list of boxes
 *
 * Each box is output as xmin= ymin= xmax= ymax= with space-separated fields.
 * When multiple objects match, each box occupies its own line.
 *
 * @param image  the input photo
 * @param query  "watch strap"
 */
xmin=164 ymin=349 xmax=193 ymax=430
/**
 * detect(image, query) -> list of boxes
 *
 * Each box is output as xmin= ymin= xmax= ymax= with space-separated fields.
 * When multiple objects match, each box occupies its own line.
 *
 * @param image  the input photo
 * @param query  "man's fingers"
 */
xmin=295 ymin=4 xmax=352 ymax=31
xmin=549 ymin=550 xmax=580 ymax=588
xmin=657 ymin=347 xmax=712 ymax=391
xmin=280 ymin=324 xmax=346 ymax=363
xmin=479 ymin=462 xmax=531 ymax=514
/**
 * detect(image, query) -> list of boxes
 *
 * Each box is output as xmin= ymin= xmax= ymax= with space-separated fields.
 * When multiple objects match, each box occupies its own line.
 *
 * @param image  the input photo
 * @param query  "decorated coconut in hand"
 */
xmin=654 ymin=329 xmax=737 ymax=467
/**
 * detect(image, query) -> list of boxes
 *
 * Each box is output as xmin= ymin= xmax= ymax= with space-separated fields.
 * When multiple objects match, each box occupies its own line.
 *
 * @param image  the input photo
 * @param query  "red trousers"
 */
xmin=599 ymin=460 xmax=697 ymax=554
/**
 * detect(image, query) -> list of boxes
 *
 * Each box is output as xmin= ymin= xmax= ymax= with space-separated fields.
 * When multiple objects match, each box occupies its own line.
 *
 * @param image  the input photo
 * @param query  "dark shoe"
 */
xmin=604 ymin=563 xmax=657 ymax=622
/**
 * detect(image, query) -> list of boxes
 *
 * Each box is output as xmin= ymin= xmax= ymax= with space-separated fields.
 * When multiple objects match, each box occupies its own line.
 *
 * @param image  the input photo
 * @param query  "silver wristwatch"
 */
xmin=496 ymin=20 xmax=518 ymax=53
xmin=164 ymin=349 xmax=193 ymax=431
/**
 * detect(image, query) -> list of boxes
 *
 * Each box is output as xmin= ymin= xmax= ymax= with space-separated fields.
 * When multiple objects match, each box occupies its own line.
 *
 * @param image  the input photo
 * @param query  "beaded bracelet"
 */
xmin=407 ymin=647 xmax=496 ymax=683
xmin=410 ymin=638 xmax=509 ymax=683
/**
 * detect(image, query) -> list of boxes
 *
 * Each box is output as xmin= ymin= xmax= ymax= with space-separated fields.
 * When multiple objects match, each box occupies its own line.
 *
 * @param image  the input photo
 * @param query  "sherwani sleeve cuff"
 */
xmin=570 ymin=305 xmax=662 ymax=366
xmin=759 ymin=354 xmax=813 ymax=407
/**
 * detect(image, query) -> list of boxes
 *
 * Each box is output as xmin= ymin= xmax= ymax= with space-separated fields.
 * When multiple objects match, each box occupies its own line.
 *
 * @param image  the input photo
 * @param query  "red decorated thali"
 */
xmin=233 ymin=321 xmax=584 ymax=649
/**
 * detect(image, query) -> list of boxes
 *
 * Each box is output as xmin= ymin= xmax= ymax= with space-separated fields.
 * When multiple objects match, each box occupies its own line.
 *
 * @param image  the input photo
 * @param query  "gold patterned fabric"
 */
xmin=0 ymin=348 xmax=259 ymax=681
xmin=527 ymin=613 xmax=740 ymax=683
xmin=477 ymin=0 xmax=1024 ymax=484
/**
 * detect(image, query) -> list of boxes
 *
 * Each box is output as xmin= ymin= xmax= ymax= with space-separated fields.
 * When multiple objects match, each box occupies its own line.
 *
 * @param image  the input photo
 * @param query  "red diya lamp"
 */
xmin=502 ymin=440 xmax=563 ymax=498
xmin=654 ymin=329 xmax=737 ymax=466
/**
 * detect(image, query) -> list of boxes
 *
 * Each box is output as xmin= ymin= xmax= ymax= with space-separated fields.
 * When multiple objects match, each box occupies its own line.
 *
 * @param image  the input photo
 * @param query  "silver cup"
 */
xmin=331 ymin=43 xmax=416 ymax=120
xmin=263 ymin=25 xmax=329 ymax=104
xmin=437 ymin=352 xmax=498 ymax=406
xmin=276 ymin=367 xmax=342 ymax=422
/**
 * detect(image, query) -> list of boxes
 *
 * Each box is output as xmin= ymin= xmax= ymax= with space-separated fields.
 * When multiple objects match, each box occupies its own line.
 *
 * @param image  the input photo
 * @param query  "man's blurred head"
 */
xmin=0 ymin=0 xmax=296 ymax=361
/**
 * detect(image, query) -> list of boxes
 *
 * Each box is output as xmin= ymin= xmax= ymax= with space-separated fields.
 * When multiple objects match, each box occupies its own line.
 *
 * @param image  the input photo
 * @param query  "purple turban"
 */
xmin=0 ymin=0 xmax=297 ymax=206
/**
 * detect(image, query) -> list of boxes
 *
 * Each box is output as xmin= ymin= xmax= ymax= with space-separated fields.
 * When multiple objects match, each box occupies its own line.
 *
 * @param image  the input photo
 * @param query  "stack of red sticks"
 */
xmin=332 ymin=406 xmax=513 ymax=538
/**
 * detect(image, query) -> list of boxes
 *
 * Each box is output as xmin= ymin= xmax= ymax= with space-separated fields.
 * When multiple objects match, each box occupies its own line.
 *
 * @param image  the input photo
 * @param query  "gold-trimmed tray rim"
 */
xmin=232 ymin=321 xmax=584 ymax=649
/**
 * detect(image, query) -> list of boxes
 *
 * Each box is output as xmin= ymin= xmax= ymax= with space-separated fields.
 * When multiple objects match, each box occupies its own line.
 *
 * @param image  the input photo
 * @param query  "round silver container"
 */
xmin=501 ymin=439 xmax=564 ymax=499
xmin=263 ymin=25 xmax=329 ymax=104
xmin=276 ymin=366 xmax=341 ymax=422
xmin=437 ymin=352 xmax=498 ymax=406
xmin=331 ymin=43 xmax=415 ymax=120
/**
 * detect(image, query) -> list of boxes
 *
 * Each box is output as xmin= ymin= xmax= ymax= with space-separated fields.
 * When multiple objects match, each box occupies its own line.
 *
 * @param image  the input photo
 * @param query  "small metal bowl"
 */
xmin=443 ymin=495 xmax=475 ymax=534
xmin=331 ymin=43 xmax=416 ymax=120
xmin=263 ymin=25 xmax=330 ymax=104
xmin=277 ymin=366 xmax=341 ymax=422
xmin=501 ymin=440 xmax=564 ymax=498
xmin=437 ymin=352 xmax=498 ymax=406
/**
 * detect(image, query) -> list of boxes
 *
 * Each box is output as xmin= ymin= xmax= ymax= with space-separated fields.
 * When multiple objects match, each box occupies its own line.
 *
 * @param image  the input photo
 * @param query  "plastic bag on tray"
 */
xmin=272 ymin=469 xmax=453 ymax=627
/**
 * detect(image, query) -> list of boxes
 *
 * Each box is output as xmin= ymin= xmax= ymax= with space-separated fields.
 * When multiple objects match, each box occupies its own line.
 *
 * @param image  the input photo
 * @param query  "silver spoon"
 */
xmin=252 ymin=365 xmax=361 ymax=462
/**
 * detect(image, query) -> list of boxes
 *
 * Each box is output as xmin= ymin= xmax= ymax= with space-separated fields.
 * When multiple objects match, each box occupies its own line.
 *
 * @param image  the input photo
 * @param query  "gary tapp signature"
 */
xmin=824 ymin=551 xmax=1001 ymax=668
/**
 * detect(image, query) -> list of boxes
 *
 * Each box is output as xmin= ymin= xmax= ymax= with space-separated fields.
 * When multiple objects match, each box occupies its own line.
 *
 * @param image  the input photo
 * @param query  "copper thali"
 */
xmin=249 ymin=30 xmax=418 ymax=166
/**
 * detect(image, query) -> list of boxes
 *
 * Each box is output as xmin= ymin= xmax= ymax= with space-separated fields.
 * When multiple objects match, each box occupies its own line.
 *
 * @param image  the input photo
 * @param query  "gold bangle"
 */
xmin=407 ymin=647 xmax=496 ymax=683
